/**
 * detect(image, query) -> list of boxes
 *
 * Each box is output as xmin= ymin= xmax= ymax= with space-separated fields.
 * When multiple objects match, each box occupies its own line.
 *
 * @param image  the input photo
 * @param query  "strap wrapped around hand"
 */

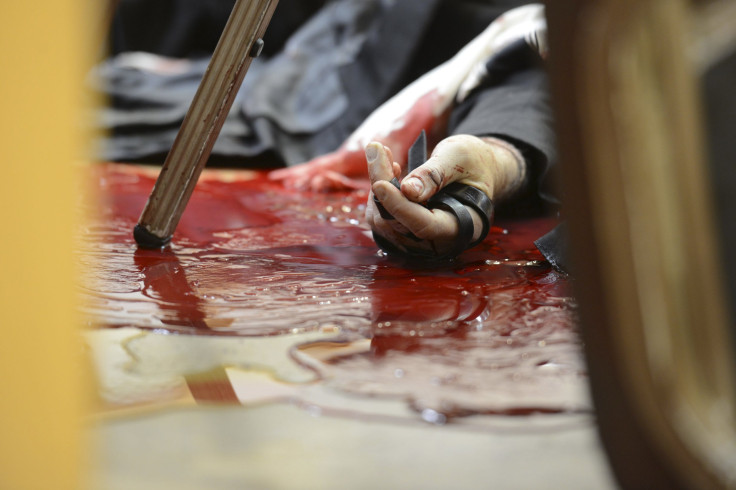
xmin=373 ymin=177 xmax=400 ymax=220
xmin=430 ymin=182 xmax=494 ymax=249
xmin=372 ymin=132 xmax=494 ymax=260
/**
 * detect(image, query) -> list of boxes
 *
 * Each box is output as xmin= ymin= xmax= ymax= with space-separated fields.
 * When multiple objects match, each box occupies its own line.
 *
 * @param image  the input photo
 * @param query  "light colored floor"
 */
xmin=84 ymin=319 xmax=617 ymax=490
xmin=89 ymin=403 xmax=617 ymax=490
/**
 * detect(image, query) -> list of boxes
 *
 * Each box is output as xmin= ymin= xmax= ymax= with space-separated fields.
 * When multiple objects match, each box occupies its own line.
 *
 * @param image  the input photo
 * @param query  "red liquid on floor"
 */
xmin=81 ymin=163 xmax=586 ymax=419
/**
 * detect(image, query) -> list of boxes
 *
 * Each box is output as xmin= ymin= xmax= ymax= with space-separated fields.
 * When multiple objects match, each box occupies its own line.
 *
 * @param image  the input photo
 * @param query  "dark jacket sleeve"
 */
xmin=448 ymin=38 xmax=558 ymax=206
xmin=448 ymin=37 xmax=568 ymax=271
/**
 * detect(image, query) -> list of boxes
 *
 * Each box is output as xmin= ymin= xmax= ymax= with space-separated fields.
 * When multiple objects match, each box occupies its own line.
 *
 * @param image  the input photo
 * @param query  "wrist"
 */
xmin=479 ymin=136 xmax=527 ymax=201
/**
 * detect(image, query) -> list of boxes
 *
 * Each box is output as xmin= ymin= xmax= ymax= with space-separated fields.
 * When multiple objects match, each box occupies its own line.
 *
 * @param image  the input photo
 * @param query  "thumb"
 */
xmin=400 ymin=142 xmax=466 ymax=202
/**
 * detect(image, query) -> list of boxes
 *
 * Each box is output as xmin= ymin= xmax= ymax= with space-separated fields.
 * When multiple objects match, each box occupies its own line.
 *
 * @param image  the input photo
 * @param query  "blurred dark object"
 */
xmin=109 ymin=0 xmax=325 ymax=58
xmin=546 ymin=0 xmax=736 ymax=488
xmin=702 ymin=41 xmax=736 ymax=331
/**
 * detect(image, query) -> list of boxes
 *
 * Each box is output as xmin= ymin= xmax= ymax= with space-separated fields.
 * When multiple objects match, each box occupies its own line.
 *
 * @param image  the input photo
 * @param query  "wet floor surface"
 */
xmin=80 ymin=163 xmax=615 ymax=489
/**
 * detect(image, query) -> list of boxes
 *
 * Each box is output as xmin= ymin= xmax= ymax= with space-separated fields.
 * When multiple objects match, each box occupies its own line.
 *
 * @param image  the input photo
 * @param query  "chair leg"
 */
xmin=135 ymin=0 xmax=279 ymax=248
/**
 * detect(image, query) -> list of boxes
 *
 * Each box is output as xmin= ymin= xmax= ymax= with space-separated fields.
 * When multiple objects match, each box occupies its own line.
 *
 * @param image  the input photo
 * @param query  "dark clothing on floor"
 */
xmin=98 ymin=0 xmax=553 ymax=176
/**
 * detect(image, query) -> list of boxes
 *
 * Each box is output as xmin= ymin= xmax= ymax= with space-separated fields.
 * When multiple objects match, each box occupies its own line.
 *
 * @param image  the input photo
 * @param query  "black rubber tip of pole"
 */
xmin=134 ymin=224 xmax=171 ymax=249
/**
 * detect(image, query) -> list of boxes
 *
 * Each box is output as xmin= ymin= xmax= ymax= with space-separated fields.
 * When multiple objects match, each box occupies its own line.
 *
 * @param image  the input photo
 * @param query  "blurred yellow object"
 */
xmin=0 ymin=2 xmax=90 ymax=489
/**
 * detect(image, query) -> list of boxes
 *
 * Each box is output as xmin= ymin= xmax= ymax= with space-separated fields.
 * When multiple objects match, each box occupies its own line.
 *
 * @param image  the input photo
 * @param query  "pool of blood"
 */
xmin=80 ymin=163 xmax=586 ymax=417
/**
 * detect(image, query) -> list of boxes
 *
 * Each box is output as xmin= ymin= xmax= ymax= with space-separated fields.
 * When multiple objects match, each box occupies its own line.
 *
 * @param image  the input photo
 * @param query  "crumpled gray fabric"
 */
xmin=240 ymin=0 xmax=382 ymax=134
xmin=91 ymin=0 xmax=388 ymax=164
xmin=89 ymin=53 xmax=258 ymax=160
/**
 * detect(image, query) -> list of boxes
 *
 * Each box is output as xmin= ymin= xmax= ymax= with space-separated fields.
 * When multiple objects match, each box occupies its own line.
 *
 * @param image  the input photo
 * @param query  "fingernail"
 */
xmin=365 ymin=145 xmax=378 ymax=163
xmin=405 ymin=177 xmax=423 ymax=195
xmin=373 ymin=184 xmax=387 ymax=200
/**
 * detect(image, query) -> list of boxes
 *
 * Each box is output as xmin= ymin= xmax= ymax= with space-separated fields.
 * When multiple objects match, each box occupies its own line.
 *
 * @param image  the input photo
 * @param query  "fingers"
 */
xmin=366 ymin=137 xmax=501 ymax=258
xmin=400 ymin=134 xmax=498 ymax=202
xmin=311 ymin=171 xmax=370 ymax=192
xmin=366 ymin=141 xmax=403 ymax=222
xmin=373 ymin=181 xmax=458 ymax=241
xmin=400 ymin=136 xmax=464 ymax=202
xmin=366 ymin=140 xmax=458 ymax=256
xmin=268 ymin=156 xmax=332 ymax=190
xmin=366 ymin=142 xmax=396 ymax=184
xmin=269 ymin=149 xmax=370 ymax=191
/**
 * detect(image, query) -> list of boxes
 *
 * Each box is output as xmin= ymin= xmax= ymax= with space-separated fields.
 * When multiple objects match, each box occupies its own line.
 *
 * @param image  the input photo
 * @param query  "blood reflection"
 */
xmin=300 ymin=261 xmax=586 ymax=420
xmin=81 ymin=163 xmax=587 ymax=417
xmin=133 ymin=248 xmax=210 ymax=330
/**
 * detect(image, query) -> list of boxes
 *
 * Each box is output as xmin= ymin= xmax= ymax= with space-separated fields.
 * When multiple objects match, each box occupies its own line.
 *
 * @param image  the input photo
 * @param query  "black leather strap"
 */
xmin=426 ymin=192 xmax=475 ymax=259
xmin=373 ymin=177 xmax=401 ymax=220
xmin=437 ymin=182 xmax=494 ymax=248
xmin=408 ymin=130 xmax=427 ymax=172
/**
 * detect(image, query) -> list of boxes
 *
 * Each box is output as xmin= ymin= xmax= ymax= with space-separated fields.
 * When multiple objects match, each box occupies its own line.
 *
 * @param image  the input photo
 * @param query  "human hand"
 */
xmin=268 ymin=147 xmax=369 ymax=191
xmin=366 ymin=134 xmax=525 ymax=259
